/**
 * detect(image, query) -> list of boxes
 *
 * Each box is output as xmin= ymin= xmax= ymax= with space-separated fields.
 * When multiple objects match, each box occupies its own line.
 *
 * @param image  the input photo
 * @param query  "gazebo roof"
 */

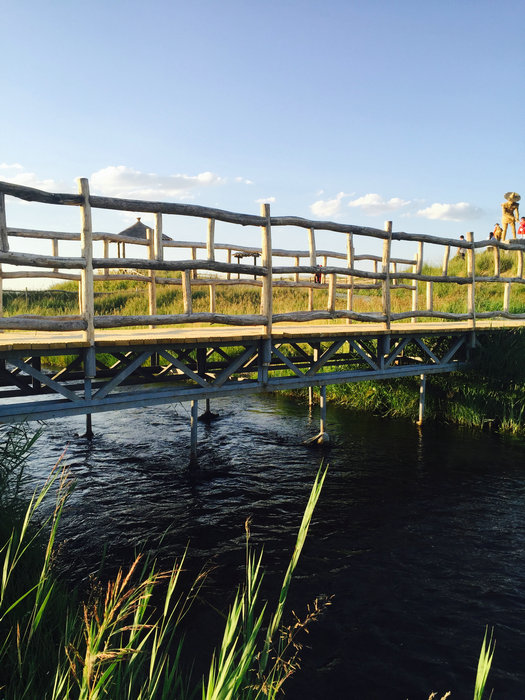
xmin=118 ymin=218 xmax=172 ymax=241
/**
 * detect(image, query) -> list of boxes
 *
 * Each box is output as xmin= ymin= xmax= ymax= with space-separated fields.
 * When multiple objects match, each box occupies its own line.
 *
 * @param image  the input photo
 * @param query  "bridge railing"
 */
xmin=1 ymin=178 xmax=525 ymax=342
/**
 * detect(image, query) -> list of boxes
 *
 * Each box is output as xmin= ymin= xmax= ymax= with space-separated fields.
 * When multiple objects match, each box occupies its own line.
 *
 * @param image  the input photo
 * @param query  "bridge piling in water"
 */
xmin=417 ymin=373 xmax=426 ymax=425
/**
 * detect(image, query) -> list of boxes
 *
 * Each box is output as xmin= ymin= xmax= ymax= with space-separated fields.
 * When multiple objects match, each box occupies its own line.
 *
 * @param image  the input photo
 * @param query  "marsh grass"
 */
xmin=0 ymin=426 xmax=330 ymax=699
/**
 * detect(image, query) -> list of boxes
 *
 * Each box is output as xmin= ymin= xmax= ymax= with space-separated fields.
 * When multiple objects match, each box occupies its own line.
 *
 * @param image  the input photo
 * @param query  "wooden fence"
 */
xmin=0 ymin=178 xmax=524 ymax=342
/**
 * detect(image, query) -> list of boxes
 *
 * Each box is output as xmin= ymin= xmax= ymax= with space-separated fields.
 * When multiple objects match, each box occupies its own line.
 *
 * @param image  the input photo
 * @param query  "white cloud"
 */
xmin=90 ymin=166 xmax=227 ymax=201
xmin=0 ymin=163 xmax=60 ymax=191
xmin=256 ymin=196 xmax=276 ymax=204
xmin=416 ymin=202 xmax=483 ymax=221
xmin=310 ymin=191 xmax=351 ymax=218
xmin=235 ymin=176 xmax=254 ymax=185
xmin=347 ymin=193 xmax=411 ymax=214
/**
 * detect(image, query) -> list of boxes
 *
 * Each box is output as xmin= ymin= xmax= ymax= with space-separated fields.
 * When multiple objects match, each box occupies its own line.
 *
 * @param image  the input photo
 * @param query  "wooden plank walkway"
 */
xmin=0 ymin=319 xmax=520 ymax=353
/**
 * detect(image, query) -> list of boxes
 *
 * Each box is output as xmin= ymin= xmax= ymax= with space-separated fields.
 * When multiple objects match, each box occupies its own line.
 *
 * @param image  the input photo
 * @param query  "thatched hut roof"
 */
xmin=118 ymin=218 xmax=172 ymax=241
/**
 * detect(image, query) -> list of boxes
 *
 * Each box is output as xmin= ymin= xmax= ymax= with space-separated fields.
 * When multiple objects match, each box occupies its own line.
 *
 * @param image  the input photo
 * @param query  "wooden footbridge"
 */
xmin=0 ymin=179 xmax=523 ymax=452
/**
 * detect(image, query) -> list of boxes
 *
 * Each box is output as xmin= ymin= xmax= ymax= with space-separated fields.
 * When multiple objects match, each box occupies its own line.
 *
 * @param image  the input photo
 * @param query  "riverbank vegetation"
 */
xmin=0 ymin=425 xmax=329 ymax=699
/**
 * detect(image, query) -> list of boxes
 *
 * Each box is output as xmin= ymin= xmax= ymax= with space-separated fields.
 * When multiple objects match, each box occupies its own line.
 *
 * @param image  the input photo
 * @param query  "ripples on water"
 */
xmin=24 ymin=393 xmax=525 ymax=698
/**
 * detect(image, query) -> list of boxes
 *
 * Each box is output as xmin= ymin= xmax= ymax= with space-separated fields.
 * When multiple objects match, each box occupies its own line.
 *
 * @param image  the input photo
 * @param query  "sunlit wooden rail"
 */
xmin=0 ymin=178 xmax=523 ymax=446
xmin=2 ymin=177 xmax=525 ymax=341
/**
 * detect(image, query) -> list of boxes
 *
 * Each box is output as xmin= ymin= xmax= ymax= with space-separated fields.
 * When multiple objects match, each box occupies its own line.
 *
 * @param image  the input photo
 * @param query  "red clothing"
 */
xmin=519 ymin=221 xmax=525 ymax=237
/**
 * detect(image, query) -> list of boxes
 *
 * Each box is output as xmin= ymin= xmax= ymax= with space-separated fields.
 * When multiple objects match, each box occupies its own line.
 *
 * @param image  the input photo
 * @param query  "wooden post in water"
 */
xmin=260 ymin=203 xmax=272 ymax=335
xmin=77 ymin=178 xmax=95 ymax=345
xmin=382 ymin=221 xmax=392 ymax=329
xmin=417 ymin=373 xmax=426 ymax=425
xmin=190 ymin=400 xmax=198 ymax=459
xmin=83 ymin=346 xmax=96 ymax=439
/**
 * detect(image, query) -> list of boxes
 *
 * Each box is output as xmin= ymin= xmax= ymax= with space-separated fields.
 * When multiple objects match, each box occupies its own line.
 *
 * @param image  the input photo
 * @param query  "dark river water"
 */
xmin=23 ymin=392 xmax=525 ymax=698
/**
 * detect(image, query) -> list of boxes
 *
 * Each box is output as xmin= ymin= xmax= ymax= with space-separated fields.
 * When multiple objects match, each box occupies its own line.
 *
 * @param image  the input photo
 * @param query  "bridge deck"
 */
xmin=0 ymin=319 xmax=520 ymax=353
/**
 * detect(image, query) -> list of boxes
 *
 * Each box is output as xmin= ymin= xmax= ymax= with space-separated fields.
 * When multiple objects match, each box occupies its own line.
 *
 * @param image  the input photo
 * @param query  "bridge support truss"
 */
xmin=0 ymin=328 xmax=472 ymax=449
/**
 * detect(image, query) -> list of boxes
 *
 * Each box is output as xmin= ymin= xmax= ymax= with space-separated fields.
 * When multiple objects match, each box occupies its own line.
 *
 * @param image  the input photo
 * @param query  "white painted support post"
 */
xmin=147 ymin=227 xmax=157 ymax=322
xmin=382 ymin=221 xmax=392 ymax=329
xmin=77 ymin=178 xmax=95 ymax=345
xmin=417 ymin=374 xmax=426 ymax=425
xmin=190 ymin=400 xmax=198 ymax=459
xmin=466 ymin=231 xmax=476 ymax=329
xmin=260 ymin=203 xmax=272 ymax=335
xmin=318 ymin=385 xmax=329 ymax=444
xmin=346 ymin=232 xmax=354 ymax=323
xmin=182 ymin=269 xmax=192 ymax=315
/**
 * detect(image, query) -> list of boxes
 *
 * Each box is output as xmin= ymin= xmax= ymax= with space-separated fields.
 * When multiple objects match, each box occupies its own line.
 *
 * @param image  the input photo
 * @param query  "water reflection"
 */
xmin=24 ymin=393 xmax=525 ymax=698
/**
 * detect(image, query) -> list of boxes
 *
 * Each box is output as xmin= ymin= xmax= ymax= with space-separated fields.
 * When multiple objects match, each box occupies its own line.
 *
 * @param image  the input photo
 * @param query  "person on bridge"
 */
xmin=501 ymin=192 xmax=520 ymax=240
xmin=314 ymin=265 xmax=322 ymax=283
xmin=456 ymin=235 xmax=466 ymax=259
xmin=492 ymin=222 xmax=503 ymax=241
xmin=518 ymin=217 xmax=525 ymax=238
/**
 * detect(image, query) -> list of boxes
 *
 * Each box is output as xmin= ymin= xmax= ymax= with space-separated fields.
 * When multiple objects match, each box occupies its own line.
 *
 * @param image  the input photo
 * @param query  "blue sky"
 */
xmin=1 ymin=0 xmax=524 ymax=274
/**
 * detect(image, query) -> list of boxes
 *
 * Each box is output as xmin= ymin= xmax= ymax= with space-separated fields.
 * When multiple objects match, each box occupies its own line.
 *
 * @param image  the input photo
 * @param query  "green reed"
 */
xmin=0 ymin=427 xmax=329 ymax=699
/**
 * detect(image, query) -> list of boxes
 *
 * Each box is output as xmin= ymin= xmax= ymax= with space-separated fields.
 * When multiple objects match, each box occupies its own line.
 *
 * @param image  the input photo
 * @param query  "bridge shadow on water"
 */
xmin=23 ymin=392 xmax=525 ymax=698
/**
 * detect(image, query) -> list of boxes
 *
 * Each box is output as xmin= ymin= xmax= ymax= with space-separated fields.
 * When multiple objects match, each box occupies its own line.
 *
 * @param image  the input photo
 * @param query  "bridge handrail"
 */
xmin=2 ymin=177 xmax=525 ymax=339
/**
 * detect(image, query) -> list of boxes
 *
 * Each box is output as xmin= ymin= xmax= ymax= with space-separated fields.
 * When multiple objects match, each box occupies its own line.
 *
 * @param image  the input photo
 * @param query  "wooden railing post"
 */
xmin=260 ymin=203 xmax=272 ymax=335
xmin=0 ymin=193 xmax=9 ymax=252
xmin=411 ymin=241 xmax=423 ymax=324
xmin=346 ymin=232 xmax=354 ymax=323
xmin=77 ymin=178 xmax=94 ymax=344
xmin=154 ymin=213 xmax=164 ymax=261
xmin=382 ymin=221 xmax=392 ymax=329
xmin=504 ymin=281 xmax=511 ymax=314
xmin=207 ymin=218 xmax=216 ymax=313
xmin=308 ymin=227 xmax=316 ymax=312
xmin=442 ymin=245 xmax=450 ymax=276
xmin=52 ymin=238 xmax=59 ymax=273
xmin=327 ymin=274 xmax=336 ymax=313
xmin=182 ymin=269 xmax=192 ymax=315
xmin=147 ymin=227 xmax=157 ymax=319
xmin=103 ymin=237 xmax=109 ymax=276
xmin=426 ymin=281 xmax=434 ymax=312
xmin=466 ymin=231 xmax=476 ymax=328
xmin=0 ymin=194 xmax=7 ymax=318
